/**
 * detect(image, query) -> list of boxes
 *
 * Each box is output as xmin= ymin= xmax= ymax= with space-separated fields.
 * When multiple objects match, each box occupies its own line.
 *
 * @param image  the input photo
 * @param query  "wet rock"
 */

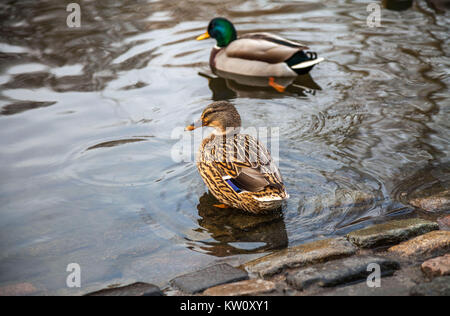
xmin=244 ymin=237 xmax=356 ymax=278
xmin=203 ymin=279 xmax=276 ymax=296
xmin=170 ymin=263 xmax=248 ymax=294
xmin=437 ymin=215 xmax=450 ymax=231
xmin=346 ymin=218 xmax=439 ymax=248
xmin=85 ymin=282 xmax=162 ymax=296
xmin=286 ymin=256 xmax=400 ymax=291
xmin=388 ymin=230 xmax=450 ymax=258
xmin=421 ymin=254 xmax=450 ymax=278
xmin=0 ymin=282 xmax=37 ymax=296
xmin=409 ymin=189 xmax=450 ymax=212
xmin=320 ymin=274 xmax=416 ymax=296
xmin=410 ymin=276 xmax=450 ymax=296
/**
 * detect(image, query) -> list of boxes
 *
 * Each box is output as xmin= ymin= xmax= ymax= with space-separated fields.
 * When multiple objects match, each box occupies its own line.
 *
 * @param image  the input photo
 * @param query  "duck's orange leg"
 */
xmin=268 ymin=77 xmax=286 ymax=93
xmin=213 ymin=204 xmax=229 ymax=209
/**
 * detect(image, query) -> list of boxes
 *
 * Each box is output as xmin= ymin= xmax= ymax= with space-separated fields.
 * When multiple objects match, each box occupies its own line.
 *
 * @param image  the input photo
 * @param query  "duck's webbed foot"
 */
xmin=268 ymin=77 xmax=286 ymax=93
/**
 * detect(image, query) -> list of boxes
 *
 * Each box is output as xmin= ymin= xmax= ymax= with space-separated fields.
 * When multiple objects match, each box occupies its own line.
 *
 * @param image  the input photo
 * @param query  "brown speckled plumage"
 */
xmin=188 ymin=101 xmax=289 ymax=214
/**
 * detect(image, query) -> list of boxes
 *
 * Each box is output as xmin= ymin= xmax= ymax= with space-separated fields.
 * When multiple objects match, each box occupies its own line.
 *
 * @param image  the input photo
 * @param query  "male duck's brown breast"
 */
xmin=209 ymin=47 xmax=221 ymax=70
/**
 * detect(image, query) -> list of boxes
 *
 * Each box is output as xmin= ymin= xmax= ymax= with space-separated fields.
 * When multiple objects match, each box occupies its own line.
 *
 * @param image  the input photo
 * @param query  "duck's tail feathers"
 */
xmin=292 ymin=56 xmax=324 ymax=69
xmin=253 ymin=189 xmax=290 ymax=202
xmin=286 ymin=51 xmax=324 ymax=74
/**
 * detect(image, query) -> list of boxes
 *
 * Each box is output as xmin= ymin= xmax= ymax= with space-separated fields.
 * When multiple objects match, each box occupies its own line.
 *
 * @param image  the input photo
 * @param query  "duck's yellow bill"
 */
xmin=196 ymin=32 xmax=210 ymax=41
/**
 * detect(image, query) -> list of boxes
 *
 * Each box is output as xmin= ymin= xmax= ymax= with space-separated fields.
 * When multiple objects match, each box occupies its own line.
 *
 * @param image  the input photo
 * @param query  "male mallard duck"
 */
xmin=197 ymin=17 xmax=324 ymax=91
xmin=186 ymin=101 xmax=289 ymax=214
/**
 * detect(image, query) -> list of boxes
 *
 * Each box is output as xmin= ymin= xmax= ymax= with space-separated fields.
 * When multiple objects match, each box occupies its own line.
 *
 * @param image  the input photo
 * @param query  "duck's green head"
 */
xmin=196 ymin=17 xmax=237 ymax=47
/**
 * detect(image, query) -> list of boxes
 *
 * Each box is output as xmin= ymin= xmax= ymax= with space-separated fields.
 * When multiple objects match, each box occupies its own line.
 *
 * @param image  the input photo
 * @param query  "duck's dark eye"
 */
xmin=208 ymin=26 xmax=216 ymax=38
xmin=207 ymin=22 xmax=215 ymax=35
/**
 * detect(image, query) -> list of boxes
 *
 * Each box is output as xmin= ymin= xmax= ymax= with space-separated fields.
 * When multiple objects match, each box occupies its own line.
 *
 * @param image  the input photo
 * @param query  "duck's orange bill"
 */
xmin=186 ymin=118 xmax=202 ymax=131
xmin=196 ymin=32 xmax=210 ymax=41
xmin=185 ymin=124 xmax=196 ymax=131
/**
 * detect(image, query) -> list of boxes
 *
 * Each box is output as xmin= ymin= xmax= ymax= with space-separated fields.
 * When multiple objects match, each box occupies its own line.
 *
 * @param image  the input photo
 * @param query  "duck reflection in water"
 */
xmin=200 ymin=71 xmax=322 ymax=100
xmin=382 ymin=0 xmax=414 ymax=11
xmin=186 ymin=192 xmax=288 ymax=257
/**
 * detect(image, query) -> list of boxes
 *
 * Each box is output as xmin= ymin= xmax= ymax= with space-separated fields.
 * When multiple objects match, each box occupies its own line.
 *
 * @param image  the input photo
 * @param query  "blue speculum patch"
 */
xmin=225 ymin=178 xmax=242 ymax=193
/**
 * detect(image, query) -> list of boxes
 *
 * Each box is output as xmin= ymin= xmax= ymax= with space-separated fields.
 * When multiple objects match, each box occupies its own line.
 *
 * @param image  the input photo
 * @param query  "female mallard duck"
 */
xmin=186 ymin=101 xmax=289 ymax=214
xmin=197 ymin=17 xmax=324 ymax=91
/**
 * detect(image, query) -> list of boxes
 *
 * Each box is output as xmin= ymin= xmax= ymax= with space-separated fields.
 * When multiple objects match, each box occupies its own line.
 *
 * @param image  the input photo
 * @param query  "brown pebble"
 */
xmin=203 ymin=279 xmax=276 ymax=296
xmin=438 ymin=215 xmax=450 ymax=230
xmin=421 ymin=254 xmax=450 ymax=278
xmin=388 ymin=230 xmax=450 ymax=258
xmin=408 ymin=190 xmax=450 ymax=212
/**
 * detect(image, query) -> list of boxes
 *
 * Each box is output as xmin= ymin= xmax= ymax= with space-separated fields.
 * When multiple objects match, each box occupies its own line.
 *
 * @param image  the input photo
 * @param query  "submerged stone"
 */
xmin=409 ymin=189 xmax=450 ymax=212
xmin=346 ymin=218 xmax=439 ymax=248
xmin=388 ymin=230 xmax=450 ymax=258
xmin=244 ymin=237 xmax=356 ymax=278
xmin=299 ymin=189 xmax=375 ymax=213
xmin=170 ymin=263 xmax=248 ymax=294
xmin=85 ymin=282 xmax=162 ymax=296
xmin=203 ymin=279 xmax=276 ymax=296
xmin=0 ymin=282 xmax=37 ymax=296
xmin=286 ymin=256 xmax=400 ymax=290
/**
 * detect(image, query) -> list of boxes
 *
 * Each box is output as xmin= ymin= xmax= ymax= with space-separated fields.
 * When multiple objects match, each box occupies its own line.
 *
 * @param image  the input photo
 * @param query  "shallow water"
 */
xmin=0 ymin=0 xmax=449 ymax=294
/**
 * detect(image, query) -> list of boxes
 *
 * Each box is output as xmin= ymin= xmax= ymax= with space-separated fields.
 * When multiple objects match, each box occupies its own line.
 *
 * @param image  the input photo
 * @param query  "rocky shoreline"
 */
xmin=1 ymin=194 xmax=447 ymax=297
xmin=83 ymin=214 xmax=450 ymax=296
